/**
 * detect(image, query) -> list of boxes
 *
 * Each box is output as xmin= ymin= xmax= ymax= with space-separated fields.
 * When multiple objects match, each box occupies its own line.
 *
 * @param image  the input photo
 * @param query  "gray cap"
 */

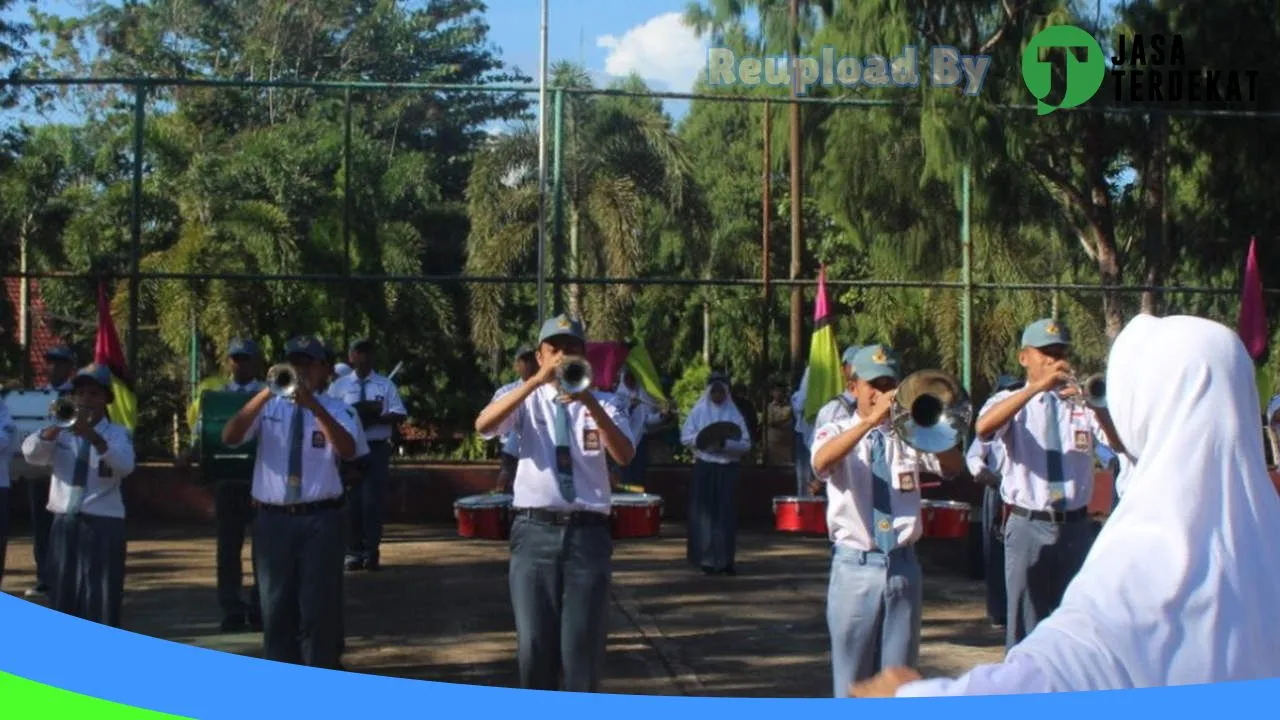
xmin=284 ymin=335 xmax=326 ymax=361
xmin=851 ymin=344 xmax=901 ymax=383
xmin=1021 ymin=319 xmax=1071 ymax=348
xmin=538 ymin=314 xmax=585 ymax=344
xmin=227 ymin=337 xmax=258 ymax=358
xmin=514 ymin=344 xmax=536 ymax=360
xmin=842 ymin=345 xmax=861 ymax=367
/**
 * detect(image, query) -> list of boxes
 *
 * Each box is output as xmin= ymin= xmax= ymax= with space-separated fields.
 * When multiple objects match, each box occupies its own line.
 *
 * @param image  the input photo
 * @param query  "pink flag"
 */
xmin=1238 ymin=236 xmax=1267 ymax=361
xmin=585 ymin=341 xmax=629 ymax=392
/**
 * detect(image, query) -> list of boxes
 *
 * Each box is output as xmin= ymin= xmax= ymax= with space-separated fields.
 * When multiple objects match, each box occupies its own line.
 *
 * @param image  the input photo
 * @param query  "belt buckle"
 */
xmin=554 ymin=510 xmax=575 ymax=525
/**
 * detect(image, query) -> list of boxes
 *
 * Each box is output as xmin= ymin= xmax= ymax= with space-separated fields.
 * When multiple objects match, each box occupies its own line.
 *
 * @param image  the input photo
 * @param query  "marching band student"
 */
xmin=810 ymin=344 xmax=965 ymax=697
xmin=612 ymin=367 xmax=669 ymax=490
xmin=964 ymin=374 xmax=1021 ymax=629
xmin=180 ymin=337 xmax=266 ymax=633
xmin=328 ymin=338 xmax=406 ymax=572
xmin=222 ymin=336 xmax=360 ymax=669
xmin=792 ymin=368 xmax=813 ymax=495
xmin=474 ymin=313 xmax=635 ymax=693
xmin=0 ymin=393 xmax=15 ymax=587
xmin=496 ymin=346 xmax=537 ymax=493
xmin=20 ymin=364 xmax=136 ymax=627
xmin=681 ymin=373 xmax=752 ymax=576
xmin=25 ymin=345 xmax=76 ymax=600
xmin=856 ymin=315 xmax=1280 ymax=696
xmin=973 ymin=319 xmax=1124 ymax=649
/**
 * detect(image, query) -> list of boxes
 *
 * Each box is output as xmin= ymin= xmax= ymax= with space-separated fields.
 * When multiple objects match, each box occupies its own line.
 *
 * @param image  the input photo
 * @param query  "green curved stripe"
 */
xmin=0 ymin=671 xmax=191 ymax=718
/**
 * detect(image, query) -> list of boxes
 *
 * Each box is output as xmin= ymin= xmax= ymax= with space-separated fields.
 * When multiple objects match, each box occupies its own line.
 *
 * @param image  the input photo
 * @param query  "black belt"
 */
xmin=368 ymin=438 xmax=391 ymax=445
xmin=255 ymin=498 xmax=345 ymax=516
xmin=1008 ymin=505 xmax=1089 ymax=524
xmin=515 ymin=508 xmax=610 ymax=526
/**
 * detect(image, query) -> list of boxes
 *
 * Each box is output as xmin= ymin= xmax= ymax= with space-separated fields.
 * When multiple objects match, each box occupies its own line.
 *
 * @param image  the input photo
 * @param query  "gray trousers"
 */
xmin=215 ymin=479 xmax=259 ymax=617
xmin=827 ymin=545 xmax=922 ymax=698
xmin=27 ymin=476 xmax=53 ymax=588
xmin=48 ymin=512 xmax=127 ymax=628
xmin=256 ymin=505 xmax=345 ymax=668
xmin=346 ymin=439 xmax=391 ymax=563
xmin=1004 ymin=512 xmax=1093 ymax=649
xmin=509 ymin=513 xmax=613 ymax=692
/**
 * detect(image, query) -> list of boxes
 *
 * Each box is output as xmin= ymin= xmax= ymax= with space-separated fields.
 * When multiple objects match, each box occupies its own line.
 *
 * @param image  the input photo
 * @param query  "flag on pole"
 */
xmin=623 ymin=341 xmax=667 ymax=403
xmin=94 ymin=282 xmax=138 ymax=433
xmin=1238 ymin=236 xmax=1267 ymax=362
xmin=803 ymin=266 xmax=843 ymax=424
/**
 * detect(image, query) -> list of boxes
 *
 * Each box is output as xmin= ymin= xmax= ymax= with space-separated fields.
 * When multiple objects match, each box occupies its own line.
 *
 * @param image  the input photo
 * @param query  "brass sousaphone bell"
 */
xmin=889 ymin=369 xmax=973 ymax=453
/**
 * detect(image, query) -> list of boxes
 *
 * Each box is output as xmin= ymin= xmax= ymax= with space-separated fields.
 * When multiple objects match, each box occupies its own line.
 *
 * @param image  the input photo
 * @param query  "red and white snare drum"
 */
xmin=920 ymin=499 xmax=970 ymax=539
xmin=453 ymin=493 xmax=513 ymax=540
xmin=773 ymin=495 xmax=828 ymax=535
xmin=610 ymin=493 xmax=663 ymax=539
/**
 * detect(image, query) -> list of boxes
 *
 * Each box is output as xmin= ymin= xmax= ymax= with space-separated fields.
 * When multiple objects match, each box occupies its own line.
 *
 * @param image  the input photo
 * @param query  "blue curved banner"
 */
xmin=0 ymin=592 xmax=1274 ymax=717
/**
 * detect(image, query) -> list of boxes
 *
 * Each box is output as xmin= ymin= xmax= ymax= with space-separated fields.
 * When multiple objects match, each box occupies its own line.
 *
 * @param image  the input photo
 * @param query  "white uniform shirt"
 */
xmin=979 ymin=389 xmax=1110 ymax=512
xmin=21 ymin=418 xmax=136 ymax=518
xmin=814 ymin=390 xmax=857 ymax=431
xmin=810 ymin=417 xmax=942 ymax=551
xmin=231 ymin=395 xmax=362 ymax=505
xmin=0 ymin=400 xmax=16 ymax=490
xmin=495 ymin=380 xmax=522 ymax=457
xmin=328 ymin=371 xmax=406 ymax=442
xmin=479 ymin=383 xmax=634 ymax=515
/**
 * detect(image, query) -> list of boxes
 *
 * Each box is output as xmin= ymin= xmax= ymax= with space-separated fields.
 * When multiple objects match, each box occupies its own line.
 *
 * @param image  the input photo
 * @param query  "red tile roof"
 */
xmin=4 ymin=277 xmax=68 ymax=387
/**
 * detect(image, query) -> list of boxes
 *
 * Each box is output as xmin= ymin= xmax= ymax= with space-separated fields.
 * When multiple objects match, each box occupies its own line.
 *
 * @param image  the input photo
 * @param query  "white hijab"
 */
xmin=1010 ymin=314 xmax=1280 ymax=689
xmin=684 ymin=378 xmax=747 ymax=434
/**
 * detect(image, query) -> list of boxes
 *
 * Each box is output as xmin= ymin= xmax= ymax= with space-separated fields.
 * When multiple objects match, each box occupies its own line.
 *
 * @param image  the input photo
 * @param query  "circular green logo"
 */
xmin=1021 ymin=25 xmax=1106 ymax=115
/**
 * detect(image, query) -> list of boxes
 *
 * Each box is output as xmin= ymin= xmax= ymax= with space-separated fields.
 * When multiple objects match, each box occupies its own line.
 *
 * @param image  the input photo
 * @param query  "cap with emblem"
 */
xmin=851 ymin=344 xmax=901 ymax=383
xmin=842 ymin=345 xmax=862 ymax=368
xmin=1021 ymin=318 xmax=1071 ymax=348
xmin=227 ymin=337 xmax=258 ymax=358
xmin=537 ymin=314 xmax=586 ymax=344
xmin=285 ymin=335 xmax=327 ymax=361
xmin=71 ymin=363 xmax=115 ymax=400
xmin=45 ymin=345 xmax=75 ymax=362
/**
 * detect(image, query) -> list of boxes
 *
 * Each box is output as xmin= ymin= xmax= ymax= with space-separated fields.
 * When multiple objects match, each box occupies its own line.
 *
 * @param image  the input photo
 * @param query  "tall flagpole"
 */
xmin=535 ymin=0 xmax=550 ymax=325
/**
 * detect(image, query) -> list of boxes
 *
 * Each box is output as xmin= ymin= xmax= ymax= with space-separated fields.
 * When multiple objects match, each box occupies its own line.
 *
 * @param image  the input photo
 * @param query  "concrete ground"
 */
xmin=0 ymin=523 xmax=1005 ymax=697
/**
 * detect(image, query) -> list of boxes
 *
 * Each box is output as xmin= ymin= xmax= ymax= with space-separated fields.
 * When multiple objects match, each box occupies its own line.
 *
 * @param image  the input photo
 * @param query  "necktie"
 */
xmin=552 ymin=401 xmax=577 ymax=502
xmin=358 ymin=378 xmax=368 ymax=403
xmin=286 ymin=403 xmax=305 ymax=503
xmin=868 ymin=430 xmax=897 ymax=553
xmin=66 ymin=436 xmax=92 ymax=516
xmin=1043 ymin=393 xmax=1067 ymax=512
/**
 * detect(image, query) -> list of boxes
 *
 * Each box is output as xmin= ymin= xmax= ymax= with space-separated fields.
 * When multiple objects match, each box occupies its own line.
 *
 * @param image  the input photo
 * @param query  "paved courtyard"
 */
xmin=0 ymin=523 xmax=1005 ymax=697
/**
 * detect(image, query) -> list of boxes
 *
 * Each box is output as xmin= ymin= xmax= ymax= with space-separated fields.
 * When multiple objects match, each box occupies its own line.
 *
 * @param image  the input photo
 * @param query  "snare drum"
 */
xmin=773 ymin=495 xmax=828 ymax=535
xmin=610 ymin=493 xmax=663 ymax=539
xmin=453 ymin=493 xmax=513 ymax=540
xmin=920 ymin=499 xmax=971 ymax=539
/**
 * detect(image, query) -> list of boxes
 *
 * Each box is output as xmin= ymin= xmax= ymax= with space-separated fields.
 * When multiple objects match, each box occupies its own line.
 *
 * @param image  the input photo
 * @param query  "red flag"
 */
xmin=1238 ymin=237 xmax=1267 ymax=361
xmin=94 ymin=281 xmax=137 ymax=432
xmin=584 ymin=341 xmax=629 ymax=392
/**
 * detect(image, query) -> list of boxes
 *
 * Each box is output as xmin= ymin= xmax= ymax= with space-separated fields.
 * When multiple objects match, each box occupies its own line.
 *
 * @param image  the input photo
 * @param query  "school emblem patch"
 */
xmin=1074 ymin=430 xmax=1090 ymax=450
xmin=877 ymin=518 xmax=892 ymax=532
xmin=1045 ymin=322 xmax=1060 ymax=337
xmin=311 ymin=430 xmax=326 ymax=448
xmin=871 ymin=347 xmax=888 ymax=364
xmin=582 ymin=428 xmax=600 ymax=451
xmin=557 ymin=316 xmax=571 ymax=329
xmin=1050 ymin=488 xmax=1065 ymax=502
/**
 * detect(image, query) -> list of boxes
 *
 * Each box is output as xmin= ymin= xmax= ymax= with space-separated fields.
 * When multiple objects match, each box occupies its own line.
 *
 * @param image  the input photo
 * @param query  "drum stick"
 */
xmin=386 ymin=361 xmax=404 ymax=382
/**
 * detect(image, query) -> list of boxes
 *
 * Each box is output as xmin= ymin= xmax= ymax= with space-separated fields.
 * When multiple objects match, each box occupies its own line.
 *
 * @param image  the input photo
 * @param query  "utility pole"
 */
xmin=788 ymin=0 xmax=804 ymax=383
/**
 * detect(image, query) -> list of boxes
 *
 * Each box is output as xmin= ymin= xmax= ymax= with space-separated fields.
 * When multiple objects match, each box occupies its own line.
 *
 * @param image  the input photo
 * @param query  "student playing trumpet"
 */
xmin=809 ymin=345 xmax=965 ymax=697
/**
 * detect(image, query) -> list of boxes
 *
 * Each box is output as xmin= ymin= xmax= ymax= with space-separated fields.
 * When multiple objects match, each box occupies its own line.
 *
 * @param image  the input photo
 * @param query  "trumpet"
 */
xmin=556 ymin=356 xmax=593 ymax=395
xmin=1062 ymin=372 xmax=1106 ymax=409
xmin=266 ymin=363 xmax=302 ymax=399
xmin=49 ymin=396 xmax=81 ymax=429
xmin=888 ymin=369 xmax=973 ymax=454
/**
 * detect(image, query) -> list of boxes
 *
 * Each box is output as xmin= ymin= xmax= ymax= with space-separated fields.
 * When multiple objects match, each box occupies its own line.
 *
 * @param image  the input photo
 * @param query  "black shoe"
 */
xmin=344 ymin=556 xmax=365 ymax=572
xmin=220 ymin=612 xmax=248 ymax=633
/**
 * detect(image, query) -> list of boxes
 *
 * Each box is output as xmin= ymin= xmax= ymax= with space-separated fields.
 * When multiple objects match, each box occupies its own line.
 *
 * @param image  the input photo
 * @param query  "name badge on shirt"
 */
xmin=896 ymin=471 xmax=917 ymax=492
xmin=582 ymin=428 xmax=601 ymax=452
xmin=312 ymin=430 xmax=327 ymax=449
xmin=1074 ymin=430 xmax=1090 ymax=451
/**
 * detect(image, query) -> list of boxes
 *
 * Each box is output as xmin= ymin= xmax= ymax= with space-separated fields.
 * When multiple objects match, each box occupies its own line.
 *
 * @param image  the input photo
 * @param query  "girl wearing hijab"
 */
xmin=851 ymin=314 xmax=1280 ymax=697
xmin=612 ymin=368 xmax=668 ymax=489
xmin=681 ymin=372 xmax=752 ymax=575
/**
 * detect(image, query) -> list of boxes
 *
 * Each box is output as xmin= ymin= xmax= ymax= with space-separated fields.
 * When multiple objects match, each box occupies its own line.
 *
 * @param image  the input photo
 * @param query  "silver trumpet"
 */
xmin=266 ymin=363 xmax=301 ymax=399
xmin=888 ymin=369 xmax=973 ymax=454
xmin=556 ymin=356 xmax=593 ymax=395
xmin=49 ymin=396 xmax=81 ymax=429
xmin=1062 ymin=372 xmax=1107 ymax=409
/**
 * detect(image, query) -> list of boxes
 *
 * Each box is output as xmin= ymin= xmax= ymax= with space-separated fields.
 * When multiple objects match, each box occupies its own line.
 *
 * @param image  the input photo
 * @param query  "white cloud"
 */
xmin=596 ymin=12 xmax=710 ymax=93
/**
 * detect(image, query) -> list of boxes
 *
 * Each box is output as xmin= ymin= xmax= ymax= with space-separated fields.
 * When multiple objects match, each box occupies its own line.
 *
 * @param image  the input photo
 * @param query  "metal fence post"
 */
xmin=128 ymin=81 xmax=146 ymax=378
xmin=551 ymin=87 xmax=565 ymax=316
xmin=961 ymin=162 xmax=973 ymax=396
xmin=343 ymin=88 xmax=353 ymax=349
